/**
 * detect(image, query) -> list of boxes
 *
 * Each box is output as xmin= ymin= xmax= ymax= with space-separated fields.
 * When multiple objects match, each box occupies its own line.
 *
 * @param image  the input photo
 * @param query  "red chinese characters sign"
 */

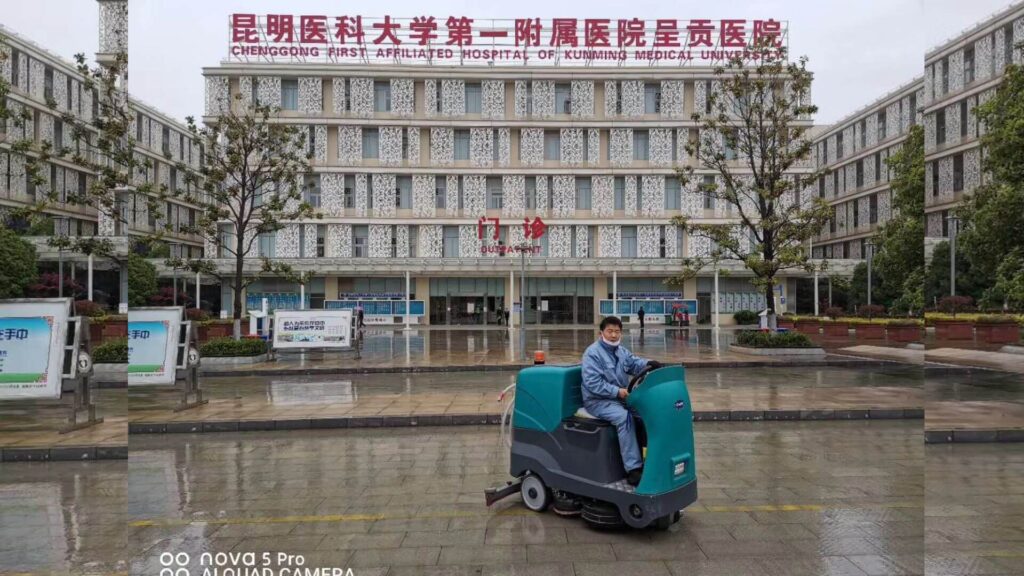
xmin=477 ymin=217 xmax=546 ymax=255
xmin=228 ymin=16 xmax=786 ymax=65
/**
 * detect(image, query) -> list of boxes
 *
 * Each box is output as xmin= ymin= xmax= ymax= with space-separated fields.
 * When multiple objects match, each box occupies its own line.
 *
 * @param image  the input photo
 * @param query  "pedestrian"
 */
xmin=497 ymin=305 xmax=504 ymax=325
xmin=356 ymin=305 xmax=365 ymax=329
xmin=637 ymin=306 xmax=645 ymax=330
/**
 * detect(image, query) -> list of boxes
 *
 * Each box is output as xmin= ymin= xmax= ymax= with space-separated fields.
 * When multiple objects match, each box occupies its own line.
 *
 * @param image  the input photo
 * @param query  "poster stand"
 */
xmin=61 ymin=315 xmax=103 ymax=432
xmin=172 ymin=320 xmax=207 ymax=412
xmin=268 ymin=311 xmax=362 ymax=361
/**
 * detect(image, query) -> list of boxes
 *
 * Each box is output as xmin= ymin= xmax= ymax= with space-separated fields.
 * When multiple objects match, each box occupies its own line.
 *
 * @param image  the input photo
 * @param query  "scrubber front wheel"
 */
xmin=521 ymin=474 xmax=550 ymax=512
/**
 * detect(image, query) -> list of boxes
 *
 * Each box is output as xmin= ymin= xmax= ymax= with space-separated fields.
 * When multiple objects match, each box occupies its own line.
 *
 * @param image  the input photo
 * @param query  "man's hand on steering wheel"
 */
xmin=647 ymin=360 xmax=664 ymax=370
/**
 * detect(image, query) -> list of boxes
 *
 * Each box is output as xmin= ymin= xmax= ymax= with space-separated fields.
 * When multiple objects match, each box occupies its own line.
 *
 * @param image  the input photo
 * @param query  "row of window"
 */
xmin=824 ymin=193 xmax=882 ymax=236
xmin=933 ymin=97 xmax=978 ymax=147
xmin=5 ymin=46 xmax=99 ymax=119
xmin=134 ymin=111 xmax=203 ymax=166
xmin=817 ymin=237 xmax=875 ymax=259
xmin=818 ymin=94 xmax=917 ymax=164
xmin=929 ymin=153 xmax=966 ymax=197
xmin=298 ymin=174 xmax=725 ymax=212
xmin=931 ymin=20 xmax=1018 ymax=100
xmin=273 ymin=78 xmax=715 ymax=116
xmin=817 ymin=150 xmax=895 ymax=199
xmin=250 ymin=224 xmax=692 ymax=259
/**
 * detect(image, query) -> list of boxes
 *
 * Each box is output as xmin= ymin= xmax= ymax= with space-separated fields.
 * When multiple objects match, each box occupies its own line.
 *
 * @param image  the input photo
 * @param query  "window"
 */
xmin=859 ymin=120 xmax=867 ymax=149
xmin=555 ymin=83 xmax=571 ymax=114
xmin=169 ymin=166 xmax=177 ymax=193
xmin=435 ymin=176 xmax=446 ymax=209
xmin=259 ymin=233 xmax=276 ymax=258
xmin=362 ymin=128 xmax=380 ymax=158
xmin=622 ymin=226 xmax=638 ymax=258
xmin=633 ymin=130 xmax=650 ymax=161
xmin=544 ymin=130 xmax=560 ymax=161
xmin=281 ymin=79 xmax=299 ymax=110
xmin=931 ymin=162 xmax=939 ymax=197
xmin=162 ymin=127 xmax=170 ymax=155
xmin=525 ymin=83 xmax=533 ymax=115
xmin=614 ymin=177 xmax=625 ymax=210
xmin=402 ymin=130 xmax=409 ymax=160
xmin=44 ymin=66 xmax=53 ymax=100
xmin=454 ymin=130 xmax=470 ymax=160
xmin=373 ymin=81 xmax=391 ymax=112
xmin=874 ymin=152 xmax=882 ymax=183
xmin=830 ymin=216 xmax=836 ymax=234
xmin=909 ymin=92 xmax=917 ymax=126
xmin=870 ymin=194 xmax=878 ymax=224
xmin=853 ymin=199 xmax=859 ymax=227
xmin=936 ymin=109 xmax=946 ymax=145
xmin=317 ymin=225 xmax=326 ymax=257
xmin=833 ymin=171 xmax=840 ymax=196
xmin=960 ymin=101 xmax=968 ymax=138
xmin=526 ymin=177 xmax=537 ymax=210
xmin=576 ymin=177 xmax=592 ymax=210
xmin=703 ymin=81 xmax=712 ymax=114
xmin=877 ymin=111 xmax=887 ymax=142
xmin=409 ymin=226 xmax=419 ymax=257
xmin=665 ymin=177 xmax=681 ymax=210
xmin=353 ymin=226 xmax=369 ymax=257
xmin=822 ymin=139 xmax=828 ymax=162
xmin=964 ymin=46 xmax=975 ymax=85
xmin=953 ymin=154 xmax=964 ymax=192
xmin=53 ymin=119 xmax=63 ymax=150
xmin=818 ymin=176 xmax=825 ymax=198
xmin=10 ymin=49 xmax=19 ymax=88
xmin=492 ymin=129 xmax=500 ymax=162
xmin=397 ymin=176 xmax=412 ymax=209
xmin=836 ymin=132 xmax=844 ymax=158
xmin=136 ymin=113 xmax=144 ymax=141
xmin=344 ymin=175 xmax=355 ymax=208
xmin=465 ymin=83 xmax=482 ymax=114
xmin=722 ymin=130 xmax=736 ymax=161
xmin=941 ymin=57 xmax=949 ymax=94
xmin=856 ymin=160 xmax=864 ymax=188
xmin=942 ymin=210 xmax=950 ymax=237
xmin=644 ymin=83 xmax=661 ymax=114
xmin=442 ymin=225 xmax=459 ymax=257
xmin=582 ymin=130 xmax=590 ymax=163
xmin=702 ymin=175 xmax=715 ymax=210
xmin=435 ymin=81 xmax=443 ymax=113
xmin=1005 ymin=24 xmax=1015 ymax=69
xmin=487 ymin=177 xmax=503 ymax=209
xmin=307 ymin=126 xmax=316 ymax=157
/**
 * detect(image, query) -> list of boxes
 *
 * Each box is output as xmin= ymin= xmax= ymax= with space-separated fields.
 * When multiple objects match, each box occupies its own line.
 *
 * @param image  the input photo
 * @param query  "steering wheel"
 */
xmin=627 ymin=364 xmax=657 ymax=393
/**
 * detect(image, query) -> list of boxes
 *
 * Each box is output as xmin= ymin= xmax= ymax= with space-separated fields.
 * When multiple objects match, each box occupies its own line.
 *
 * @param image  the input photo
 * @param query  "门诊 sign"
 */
xmin=129 ymin=308 xmax=183 ymax=386
xmin=273 ymin=310 xmax=353 ymax=349
xmin=0 ymin=300 xmax=70 ymax=399
xmin=228 ymin=15 xmax=787 ymax=66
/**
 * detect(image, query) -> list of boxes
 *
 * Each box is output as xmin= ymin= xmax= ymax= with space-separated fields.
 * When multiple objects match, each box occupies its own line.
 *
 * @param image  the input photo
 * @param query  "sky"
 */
xmin=2 ymin=0 xmax=1020 ymax=125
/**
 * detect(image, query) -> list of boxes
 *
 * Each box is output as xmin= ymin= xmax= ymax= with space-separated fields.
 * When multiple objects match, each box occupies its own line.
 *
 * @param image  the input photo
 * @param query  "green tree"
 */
xmin=128 ymin=252 xmax=158 ymax=307
xmin=0 ymin=227 xmax=39 ymax=298
xmin=179 ymin=99 xmax=315 ymax=338
xmin=869 ymin=125 xmax=925 ymax=313
xmin=924 ymin=241 xmax=987 ymax=309
xmin=957 ymin=61 xmax=1024 ymax=307
xmin=668 ymin=41 xmax=832 ymax=327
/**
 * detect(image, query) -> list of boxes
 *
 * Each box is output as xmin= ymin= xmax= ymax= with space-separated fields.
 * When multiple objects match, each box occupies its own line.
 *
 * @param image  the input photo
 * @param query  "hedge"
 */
xmin=200 ymin=337 xmax=269 ymax=357
xmin=735 ymin=330 xmax=814 ymax=348
xmin=733 ymin=310 xmax=760 ymax=324
xmin=93 ymin=338 xmax=128 ymax=364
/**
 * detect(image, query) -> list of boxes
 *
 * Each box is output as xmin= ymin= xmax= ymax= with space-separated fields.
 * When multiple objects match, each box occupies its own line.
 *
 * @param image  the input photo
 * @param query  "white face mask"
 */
xmin=601 ymin=336 xmax=620 ymax=348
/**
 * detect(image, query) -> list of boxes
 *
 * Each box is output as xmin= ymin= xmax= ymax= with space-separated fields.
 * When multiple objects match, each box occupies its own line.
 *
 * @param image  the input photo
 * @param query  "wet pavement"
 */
xmin=0 ymin=388 xmax=127 ymax=458
xmin=0 ymin=460 xmax=127 ymax=575
xmin=129 ymin=366 xmax=924 ymax=428
xmin=128 ymin=421 xmax=927 ymax=575
xmin=925 ymin=348 xmax=1024 ymax=374
xmin=924 ymin=443 xmax=1024 ymax=574
xmin=203 ymin=327 xmax=897 ymax=376
xmin=925 ymin=369 xmax=1024 ymax=441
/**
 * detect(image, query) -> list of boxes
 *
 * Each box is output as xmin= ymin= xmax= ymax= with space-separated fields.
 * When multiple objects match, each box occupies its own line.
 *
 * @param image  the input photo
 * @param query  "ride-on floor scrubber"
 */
xmin=485 ymin=364 xmax=698 ymax=529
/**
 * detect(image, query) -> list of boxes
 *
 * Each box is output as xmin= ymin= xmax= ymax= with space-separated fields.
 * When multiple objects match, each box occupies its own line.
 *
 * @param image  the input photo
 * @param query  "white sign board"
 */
xmin=128 ymin=308 xmax=183 ymax=386
xmin=0 ymin=299 xmax=70 ymax=399
xmin=541 ymin=300 xmax=550 ymax=311
xmin=467 ymin=302 xmax=475 ymax=314
xmin=273 ymin=309 xmax=352 ymax=349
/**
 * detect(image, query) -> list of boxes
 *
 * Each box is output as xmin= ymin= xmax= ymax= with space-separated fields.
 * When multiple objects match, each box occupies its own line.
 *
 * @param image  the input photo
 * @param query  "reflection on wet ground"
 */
xmin=0 ymin=460 xmax=127 ymax=575
xmin=925 ymin=369 xmax=1024 ymax=434
xmin=0 ymin=388 xmax=127 ymax=451
xmin=128 ymin=421 xmax=928 ymax=575
xmin=129 ymin=366 xmax=924 ymax=425
xmin=925 ymin=443 xmax=1024 ymax=574
xmin=204 ymin=327 xmax=899 ymax=375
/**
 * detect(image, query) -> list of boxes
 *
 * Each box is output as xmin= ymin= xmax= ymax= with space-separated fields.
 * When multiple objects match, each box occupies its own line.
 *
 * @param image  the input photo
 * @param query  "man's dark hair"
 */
xmin=600 ymin=316 xmax=623 ymax=330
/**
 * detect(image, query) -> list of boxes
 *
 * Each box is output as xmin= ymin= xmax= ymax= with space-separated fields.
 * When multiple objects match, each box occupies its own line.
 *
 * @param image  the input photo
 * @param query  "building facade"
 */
xmin=811 ymin=79 xmax=924 ymax=260
xmin=0 ymin=3 xmax=206 ymax=306
xmin=922 ymin=2 xmax=1024 ymax=258
xmin=200 ymin=61 xmax=854 ymax=325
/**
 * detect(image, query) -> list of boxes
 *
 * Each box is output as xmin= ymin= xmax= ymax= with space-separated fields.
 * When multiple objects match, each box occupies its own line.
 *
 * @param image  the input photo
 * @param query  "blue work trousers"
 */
xmin=584 ymin=399 xmax=643 ymax=472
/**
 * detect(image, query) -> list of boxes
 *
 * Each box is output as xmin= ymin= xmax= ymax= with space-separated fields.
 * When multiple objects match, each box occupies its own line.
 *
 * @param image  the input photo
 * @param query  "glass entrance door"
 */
xmin=450 ymin=296 xmax=485 ymax=325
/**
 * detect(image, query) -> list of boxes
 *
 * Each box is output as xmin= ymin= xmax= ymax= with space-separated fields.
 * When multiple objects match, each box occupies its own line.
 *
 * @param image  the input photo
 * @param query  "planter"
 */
xmin=794 ymin=320 xmax=821 ymax=335
xmin=88 ymin=319 xmax=127 ymax=345
xmin=197 ymin=323 xmax=233 ymax=342
xmin=729 ymin=344 xmax=826 ymax=356
xmin=887 ymin=325 xmax=922 ymax=342
xmin=777 ymin=319 xmax=795 ymax=330
xmin=933 ymin=320 xmax=974 ymax=340
xmin=822 ymin=323 xmax=851 ymax=338
xmin=91 ymin=363 xmax=127 ymax=385
xmin=199 ymin=353 xmax=269 ymax=367
xmin=975 ymin=323 xmax=1021 ymax=344
xmin=854 ymin=324 xmax=886 ymax=339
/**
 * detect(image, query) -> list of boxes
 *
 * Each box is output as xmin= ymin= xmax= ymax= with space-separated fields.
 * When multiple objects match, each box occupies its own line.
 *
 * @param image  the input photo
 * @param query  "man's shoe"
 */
xmin=626 ymin=468 xmax=643 ymax=486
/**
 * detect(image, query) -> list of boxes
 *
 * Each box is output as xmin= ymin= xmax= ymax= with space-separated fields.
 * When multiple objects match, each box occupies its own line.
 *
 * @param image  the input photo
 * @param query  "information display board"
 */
xmin=273 ymin=310 xmax=353 ymax=349
xmin=0 ymin=300 xmax=70 ymax=399
xmin=128 ymin=308 xmax=183 ymax=386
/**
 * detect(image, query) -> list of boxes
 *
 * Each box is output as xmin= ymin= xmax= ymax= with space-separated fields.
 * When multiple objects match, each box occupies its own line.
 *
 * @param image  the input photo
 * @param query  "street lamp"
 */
xmin=865 ymin=239 xmax=876 ymax=306
xmin=947 ymin=215 xmax=960 ymax=297
xmin=54 ymin=216 xmax=69 ymax=299
xmin=517 ymin=241 xmax=533 ymax=361
xmin=169 ymin=242 xmax=182 ymax=306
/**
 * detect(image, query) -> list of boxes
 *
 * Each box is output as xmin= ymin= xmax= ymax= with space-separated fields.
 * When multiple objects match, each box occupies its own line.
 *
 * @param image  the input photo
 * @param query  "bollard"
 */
xmin=533 ymin=350 xmax=546 ymax=365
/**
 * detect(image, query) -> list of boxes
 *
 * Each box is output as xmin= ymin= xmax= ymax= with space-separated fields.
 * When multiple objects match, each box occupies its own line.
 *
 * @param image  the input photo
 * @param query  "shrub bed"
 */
xmin=200 ymin=337 xmax=268 ymax=357
xmin=733 ymin=310 xmax=759 ymax=324
xmin=93 ymin=338 xmax=128 ymax=364
xmin=735 ymin=330 xmax=814 ymax=348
